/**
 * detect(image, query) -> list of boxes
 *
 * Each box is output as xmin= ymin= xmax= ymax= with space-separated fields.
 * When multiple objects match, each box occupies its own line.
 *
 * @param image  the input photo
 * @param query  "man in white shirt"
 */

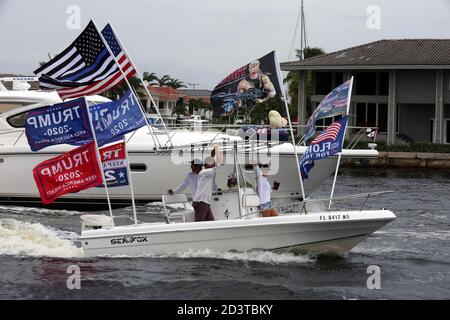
xmin=192 ymin=144 xmax=223 ymax=222
xmin=168 ymin=159 xmax=203 ymax=197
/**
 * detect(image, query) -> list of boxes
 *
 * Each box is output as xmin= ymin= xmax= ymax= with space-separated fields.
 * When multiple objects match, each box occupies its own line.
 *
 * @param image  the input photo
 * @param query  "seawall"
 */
xmin=344 ymin=152 xmax=450 ymax=169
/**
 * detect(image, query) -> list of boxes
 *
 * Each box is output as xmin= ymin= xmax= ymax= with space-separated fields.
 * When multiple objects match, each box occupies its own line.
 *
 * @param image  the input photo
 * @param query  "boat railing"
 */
xmin=274 ymin=190 xmax=394 ymax=215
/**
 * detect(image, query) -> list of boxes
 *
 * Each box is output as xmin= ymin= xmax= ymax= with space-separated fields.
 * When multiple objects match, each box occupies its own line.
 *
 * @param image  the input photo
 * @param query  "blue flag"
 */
xmin=304 ymin=79 xmax=352 ymax=141
xmin=96 ymin=141 xmax=129 ymax=188
xmin=25 ymin=98 xmax=93 ymax=151
xmin=299 ymin=116 xmax=348 ymax=179
xmin=89 ymin=90 xmax=146 ymax=146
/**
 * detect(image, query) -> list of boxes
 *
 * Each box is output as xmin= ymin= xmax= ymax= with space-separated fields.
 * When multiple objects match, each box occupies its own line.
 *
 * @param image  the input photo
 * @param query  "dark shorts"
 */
xmin=192 ymin=201 xmax=215 ymax=222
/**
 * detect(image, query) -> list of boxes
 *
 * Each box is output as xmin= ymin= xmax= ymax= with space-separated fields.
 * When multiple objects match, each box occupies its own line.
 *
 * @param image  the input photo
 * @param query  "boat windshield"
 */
xmin=7 ymin=110 xmax=29 ymax=128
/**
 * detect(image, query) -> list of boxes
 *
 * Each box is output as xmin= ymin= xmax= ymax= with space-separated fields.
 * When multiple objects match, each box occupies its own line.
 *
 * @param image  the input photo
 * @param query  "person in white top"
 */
xmin=168 ymin=159 xmax=203 ymax=197
xmin=254 ymin=164 xmax=280 ymax=217
xmin=192 ymin=144 xmax=223 ymax=222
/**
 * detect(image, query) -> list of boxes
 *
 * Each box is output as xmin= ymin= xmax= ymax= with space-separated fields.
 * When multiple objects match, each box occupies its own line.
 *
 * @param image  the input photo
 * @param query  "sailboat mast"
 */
xmin=300 ymin=0 xmax=304 ymax=60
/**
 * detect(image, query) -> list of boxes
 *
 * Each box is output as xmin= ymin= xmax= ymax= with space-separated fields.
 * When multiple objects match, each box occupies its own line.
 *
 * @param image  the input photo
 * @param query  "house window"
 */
xmin=315 ymin=72 xmax=333 ymax=95
xmin=367 ymin=103 xmax=377 ymax=127
xmin=334 ymin=72 xmax=344 ymax=87
xmin=378 ymin=72 xmax=389 ymax=95
xmin=356 ymin=103 xmax=367 ymax=127
xmin=355 ymin=102 xmax=388 ymax=132
xmin=378 ymin=104 xmax=388 ymax=132
xmin=158 ymin=101 xmax=164 ymax=109
xmin=355 ymin=72 xmax=377 ymax=95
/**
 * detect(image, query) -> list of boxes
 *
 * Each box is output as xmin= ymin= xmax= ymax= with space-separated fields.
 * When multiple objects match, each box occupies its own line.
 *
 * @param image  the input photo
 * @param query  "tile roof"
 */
xmin=178 ymin=89 xmax=212 ymax=97
xmin=281 ymin=39 xmax=450 ymax=70
xmin=147 ymin=86 xmax=186 ymax=101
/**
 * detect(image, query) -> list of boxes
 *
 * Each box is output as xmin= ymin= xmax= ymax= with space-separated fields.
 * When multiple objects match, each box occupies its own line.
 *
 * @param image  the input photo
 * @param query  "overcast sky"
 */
xmin=1 ymin=0 xmax=449 ymax=89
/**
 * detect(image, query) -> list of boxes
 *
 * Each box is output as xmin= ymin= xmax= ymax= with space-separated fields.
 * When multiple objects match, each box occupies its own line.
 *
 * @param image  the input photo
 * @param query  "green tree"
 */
xmin=156 ymin=74 xmax=171 ymax=87
xmin=102 ymin=75 xmax=143 ymax=100
xmin=167 ymin=78 xmax=187 ymax=89
xmin=143 ymin=72 xmax=159 ymax=85
xmin=173 ymin=98 xmax=186 ymax=116
xmin=188 ymin=98 xmax=210 ymax=115
xmin=243 ymin=97 xmax=285 ymax=124
xmin=284 ymin=47 xmax=325 ymax=121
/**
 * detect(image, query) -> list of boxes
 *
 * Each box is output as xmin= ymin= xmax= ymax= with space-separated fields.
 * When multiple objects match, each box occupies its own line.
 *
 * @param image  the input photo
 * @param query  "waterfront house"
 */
xmin=281 ymin=39 xmax=450 ymax=145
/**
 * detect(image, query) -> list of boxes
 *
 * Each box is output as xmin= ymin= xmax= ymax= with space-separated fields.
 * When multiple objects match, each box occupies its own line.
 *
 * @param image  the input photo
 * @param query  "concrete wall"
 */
xmin=396 ymin=70 xmax=436 ymax=104
xmin=398 ymin=103 xmax=435 ymax=142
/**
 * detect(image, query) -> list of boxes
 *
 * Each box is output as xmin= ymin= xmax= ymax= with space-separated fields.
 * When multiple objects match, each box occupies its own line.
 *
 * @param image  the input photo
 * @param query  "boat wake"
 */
xmin=0 ymin=205 xmax=82 ymax=217
xmin=0 ymin=218 xmax=83 ymax=258
xmin=171 ymin=249 xmax=314 ymax=265
xmin=102 ymin=248 xmax=313 ymax=265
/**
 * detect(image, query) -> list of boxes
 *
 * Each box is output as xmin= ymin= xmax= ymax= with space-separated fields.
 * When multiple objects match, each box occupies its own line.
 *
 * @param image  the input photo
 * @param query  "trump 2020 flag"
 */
xmin=97 ymin=141 xmax=129 ymax=188
xmin=304 ymin=78 xmax=353 ymax=142
xmin=211 ymin=51 xmax=282 ymax=117
xmin=89 ymin=89 xmax=145 ymax=146
xmin=32 ymin=142 xmax=103 ymax=205
xmin=25 ymin=98 xmax=93 ymax=151
xmin=299 ymin=116 xmax=348 ymax=179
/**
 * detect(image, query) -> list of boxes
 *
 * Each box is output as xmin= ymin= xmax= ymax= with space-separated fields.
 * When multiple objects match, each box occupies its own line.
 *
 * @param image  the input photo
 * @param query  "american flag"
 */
xmin=34 ymin=21 xmax=135 ymax=100
xmin=311 ymin=119 xmax=344 ymax=144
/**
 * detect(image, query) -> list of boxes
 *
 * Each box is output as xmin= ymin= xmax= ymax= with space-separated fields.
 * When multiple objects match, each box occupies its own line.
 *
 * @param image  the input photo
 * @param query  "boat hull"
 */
xmin=80 ymin=210 xmax=396 ymax=257
xmin=0 ymin=148 xmax=339 ymax=210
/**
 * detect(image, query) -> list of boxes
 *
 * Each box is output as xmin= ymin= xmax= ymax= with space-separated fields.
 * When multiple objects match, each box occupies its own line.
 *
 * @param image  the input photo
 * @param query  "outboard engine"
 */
xmin=80 ymin=214 xmax=113 ymax=231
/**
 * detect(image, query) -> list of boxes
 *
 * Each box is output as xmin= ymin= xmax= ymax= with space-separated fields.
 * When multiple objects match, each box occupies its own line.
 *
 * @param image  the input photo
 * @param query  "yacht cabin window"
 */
xmin=7 ymin=111 xmax=29 ymax=128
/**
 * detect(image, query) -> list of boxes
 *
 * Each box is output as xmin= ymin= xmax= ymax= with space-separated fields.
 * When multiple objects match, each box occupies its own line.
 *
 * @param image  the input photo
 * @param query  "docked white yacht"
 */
xmin=0 ymin=89 xmax=379 ymax=209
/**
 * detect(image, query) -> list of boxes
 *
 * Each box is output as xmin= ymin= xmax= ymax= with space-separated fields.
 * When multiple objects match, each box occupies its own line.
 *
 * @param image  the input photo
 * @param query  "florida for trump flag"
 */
xmin=304 ymin=78 xmax=353 ymax=142
xmin=34 ymin=21 xmax=135 ymax=100
xmin=299 ymin=116 xmax=348 ymax=179
xmin=32 ymin=142 xmax=103 ymax=204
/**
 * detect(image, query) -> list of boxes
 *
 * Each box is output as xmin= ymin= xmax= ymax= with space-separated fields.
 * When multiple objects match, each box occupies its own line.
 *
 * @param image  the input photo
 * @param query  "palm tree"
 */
xmin=284 ymin=46 xmax=324 ymax=119
xmin=167 ymin=78 xmax=187 ymax=89
xmin=142 ymin=72 xmax=158 ymax=85
xmin=157 ymin=74 xmax=171 ymax=87
xmin=102 ymin=75 xmax=144 ymax=100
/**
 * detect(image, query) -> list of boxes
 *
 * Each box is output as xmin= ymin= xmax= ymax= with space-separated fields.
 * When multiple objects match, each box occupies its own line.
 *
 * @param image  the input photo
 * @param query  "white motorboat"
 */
xmin=80 ymin=209 xmax=396 ymax=257
xmin=79 ymin=160 xmax=396 ymax=257
xmin=0 ymin=89 xmax=379 ymax=210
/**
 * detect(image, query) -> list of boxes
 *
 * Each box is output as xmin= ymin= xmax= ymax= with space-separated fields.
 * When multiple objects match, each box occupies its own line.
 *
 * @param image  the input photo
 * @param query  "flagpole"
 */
xmin=84 ymin=97 xmax=115 ymax=225
xmin=274 ymin=51 xmax=306 ymax=201
xmin=108 ymin=22 xmax=173 ymax=148
xmin=328 ymin=76 xmax=354 ymax=209
xmin=90 ymin=19 xmax=162 ymax=150
xmin=123 ymin=138 xmax=138 ymax=224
